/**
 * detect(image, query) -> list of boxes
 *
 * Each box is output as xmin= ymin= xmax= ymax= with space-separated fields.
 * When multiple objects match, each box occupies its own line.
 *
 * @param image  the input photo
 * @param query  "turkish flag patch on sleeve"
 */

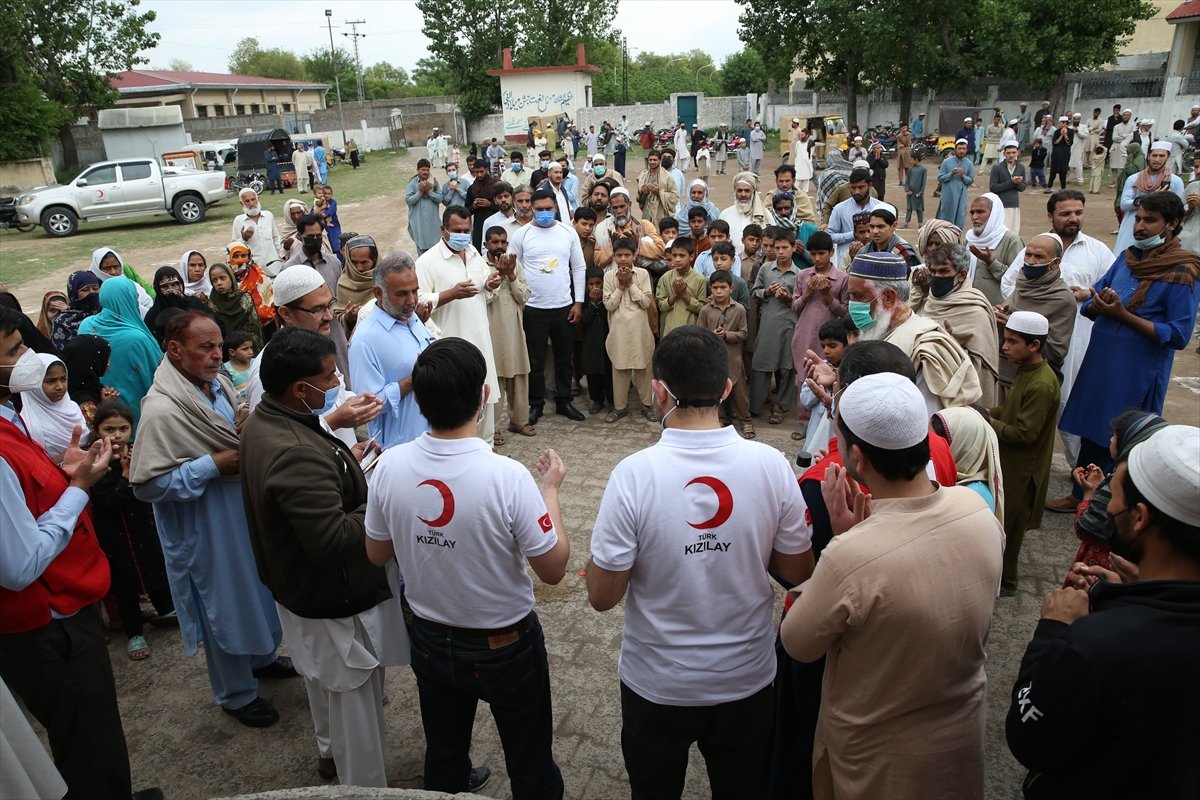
xmin=538 ymin=513 xmax=553 ymax=533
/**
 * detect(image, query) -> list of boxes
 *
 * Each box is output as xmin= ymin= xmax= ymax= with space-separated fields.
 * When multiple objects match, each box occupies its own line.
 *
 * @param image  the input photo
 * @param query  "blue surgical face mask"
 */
xmin=541 ymin=160 xmax=551 ymax=169
xmin=303 ymin=381 xmax=340 ymax=416
xmin=594 ymin=165 xmax=606 ymax=176
xmin=847 ymin=299 xmax=877 ymax=331
xmin=447 ymin=171 xmax=457 ymax=180
xmin=512 ymin=162 xmax=523 ymax=172
xmin=534 ymin=210 xmax=557 ymax=227
xmin=1021 ymin=262 xmax=1050 ymax=280
xmin=1132 ymin=232 xmax=1166 ymax=252
xmin=447 ymin=232 xmax=471 ymax=252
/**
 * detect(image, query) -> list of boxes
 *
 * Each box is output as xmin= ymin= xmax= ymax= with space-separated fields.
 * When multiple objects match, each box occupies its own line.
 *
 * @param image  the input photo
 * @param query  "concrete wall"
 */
xmin=498 ymin=71 xmax=593 ymax=142
xmin=0 ymin=158 xmax=56 ymax=193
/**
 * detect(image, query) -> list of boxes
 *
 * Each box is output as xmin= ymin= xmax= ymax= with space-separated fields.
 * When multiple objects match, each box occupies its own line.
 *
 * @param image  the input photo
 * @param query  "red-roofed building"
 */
xmin=109 ymin=70 xmax=328 ymax=120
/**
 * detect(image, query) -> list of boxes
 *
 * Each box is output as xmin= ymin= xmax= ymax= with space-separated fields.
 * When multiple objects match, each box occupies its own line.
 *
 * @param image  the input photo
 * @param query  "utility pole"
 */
xmin=343 ymin=19 xmax=367 ymax=102
xmin=324 ymin=10 xmax=347 ymax=148
xmin=621 ymin=36 xmax=628 ymax=105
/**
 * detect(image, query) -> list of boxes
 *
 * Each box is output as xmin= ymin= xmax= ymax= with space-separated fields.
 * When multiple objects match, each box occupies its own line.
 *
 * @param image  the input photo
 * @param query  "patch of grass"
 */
xmin=0 ymin=150 xmax=411 ymax=292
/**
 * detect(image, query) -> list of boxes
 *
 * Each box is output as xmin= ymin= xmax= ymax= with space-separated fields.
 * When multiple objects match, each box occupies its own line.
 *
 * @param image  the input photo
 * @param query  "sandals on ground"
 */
xmin=742 ymin=423 xmax=756 ymax=439
xmin=605 ymin=409 xmax=629 ymax=424
xmin=768 ymin=409 xmax=784 ymax=425
xmin=507 ymin=422 xmax=537 ymax=436
xmin=128 ymin=635 xmax=150 ymax=660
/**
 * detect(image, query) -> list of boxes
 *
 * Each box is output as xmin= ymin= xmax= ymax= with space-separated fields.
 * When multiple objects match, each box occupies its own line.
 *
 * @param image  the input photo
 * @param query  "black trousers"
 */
xmin=0 ymin=604 xmax=132 ymax=799
xmin=523 ymin=304 xmax=574 ymax=409
xmin=620 ymin=681 xmax=774 ymax=800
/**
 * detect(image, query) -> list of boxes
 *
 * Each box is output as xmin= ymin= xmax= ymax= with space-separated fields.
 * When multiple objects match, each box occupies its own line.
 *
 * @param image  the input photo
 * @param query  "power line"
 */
xmin=342 ymin=19 xmax=367 ymax=102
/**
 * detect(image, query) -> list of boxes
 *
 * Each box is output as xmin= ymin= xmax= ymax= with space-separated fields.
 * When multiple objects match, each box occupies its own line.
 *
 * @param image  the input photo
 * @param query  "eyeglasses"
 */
xmin=292 ymin=301 xmax=335 ymax=316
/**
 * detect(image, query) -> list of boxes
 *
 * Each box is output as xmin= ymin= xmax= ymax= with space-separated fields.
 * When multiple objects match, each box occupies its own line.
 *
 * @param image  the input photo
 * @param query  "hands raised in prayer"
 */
xmin=821 ymin=462 xmax=871 ymax=536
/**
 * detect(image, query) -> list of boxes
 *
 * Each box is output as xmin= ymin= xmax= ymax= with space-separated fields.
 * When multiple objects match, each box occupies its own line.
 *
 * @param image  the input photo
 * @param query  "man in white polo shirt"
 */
xmin=586 ymin=325 xmax=815 ymax=798
xmin=509 ymin=188 xmax=587 ymax=425
xmin=365 ymin=337 xmax=569 ymax=799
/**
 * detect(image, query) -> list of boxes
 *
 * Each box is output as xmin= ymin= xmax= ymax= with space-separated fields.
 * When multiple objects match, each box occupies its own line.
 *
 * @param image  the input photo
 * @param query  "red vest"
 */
xmin=0 ymin=417 xmax=110 ymax=634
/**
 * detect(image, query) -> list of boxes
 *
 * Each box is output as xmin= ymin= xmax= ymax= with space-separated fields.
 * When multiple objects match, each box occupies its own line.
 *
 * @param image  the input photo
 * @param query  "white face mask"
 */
xmin=3 ymin=348 xmax=43 ymax=393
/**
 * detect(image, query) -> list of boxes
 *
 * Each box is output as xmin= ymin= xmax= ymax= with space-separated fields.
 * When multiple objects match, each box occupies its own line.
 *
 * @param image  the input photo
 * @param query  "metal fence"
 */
xmin=1075 ymin=73 xmax=1164 ymax=99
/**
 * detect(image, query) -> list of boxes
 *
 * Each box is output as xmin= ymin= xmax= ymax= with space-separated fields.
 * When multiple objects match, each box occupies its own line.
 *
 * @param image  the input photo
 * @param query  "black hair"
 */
xmin=646 ymin=148 xmax=661 ymax=159
xmin=652 ymin=326 xmax=727 ymax=405
xmin=761 ymin=225 xmax=780 ymax=240
xmin=818 ymin=318 xmax=848 ymax=344
xmin=163 ymin=309 xmax=217 ymax=344
xmin=711 ymin=241 xmax=736 ymax=258
xmin=743 ymin=223 xmax=763 ymax=239
xmin=870 ymin=207 xmax=897 ymax=224
xmin=774 ymin=163 xmax=796 ymax=178
xmin=1121 ymin=467 xmax=1200 ymax=561
xmin=774 ymin=228 xmax=797 ymax=244
xmin=836 ymin=413 xmax=930 ymax=481
xmin=1135 ymin=192 xmax=1186 ymax=232
xmin=807 ymin=230 xmax=834 ymax=252
xmin=1047 ymin=189 xmax=1086 ymax=214
xmin=613 ymin=237 xmax=637 ymax=254
xmin=484 ymin=226 xmax=508 ymax=242
xmin=849 ymin=169 xmax=871 ymax=184
xmin=223 ymin=329 xmax=255 ymax=361
xmin=658 ymin=217 xmax=679 ymax=232
xmin=91 ymin=401 xmax=135 ymax=431
xmin=687 ymin=206 xmax=709 ymax=221
xmin=441 ymin=205 xmax=471 ymax=227
xmin=669 ymin=237 xmax=695 ymax=255
xmin=709 ymin=269 xmax=733 ymax=287
xmin=260 ymin=326 xmax=336 ymax=397
xmin=491 ymin=181 xmax=513 ymax=198
xmin=538 ymin=150 xmax=552 ymax=159
xmin=412 ymin=337 xmax=486 ymax=430
xmin=416 ymin=158 xmax=431 ymax=169
xmin=510 ymin=150 xmax=524 ymax=160
xmin=586 ymin=267 xmax=604 ymax=282
xmin=573 ymin=206 xmax=597 ymax=222
xmin=0 ymin=306 xmax=21 ymax=337
xmin=837 ymin=340 xmax=917 ymax=387
xmin=297 ymin=212 xmax=322 ymax=234
xmin=1007 ymin=329 xmax=1046 ymax=351
xmin=531 ymin=188 xmax=556 ymax=205
xmin=708 ymin=219 xmax=730 ymax=236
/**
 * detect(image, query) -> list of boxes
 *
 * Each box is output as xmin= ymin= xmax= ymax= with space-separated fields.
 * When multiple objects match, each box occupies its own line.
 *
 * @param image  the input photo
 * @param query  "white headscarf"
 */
xmin=180 ymin=250 xmax=211 ymax=297
xmin=964 ymin=192 xmax=1008 ymax=251
xmin=20 ymin=353 xmax=85 ymax=461
xmin=89 ymin=247 xmax=126 ymax=283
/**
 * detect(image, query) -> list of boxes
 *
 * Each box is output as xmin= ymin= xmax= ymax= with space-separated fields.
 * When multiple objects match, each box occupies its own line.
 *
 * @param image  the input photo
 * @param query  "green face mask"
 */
xmin=848 ymin=299 xmax=877 ymax=331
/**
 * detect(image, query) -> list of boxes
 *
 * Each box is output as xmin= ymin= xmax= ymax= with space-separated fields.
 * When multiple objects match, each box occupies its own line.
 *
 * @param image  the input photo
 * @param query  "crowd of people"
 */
xmin=1 ymin=108 xmax=1198 ymax=800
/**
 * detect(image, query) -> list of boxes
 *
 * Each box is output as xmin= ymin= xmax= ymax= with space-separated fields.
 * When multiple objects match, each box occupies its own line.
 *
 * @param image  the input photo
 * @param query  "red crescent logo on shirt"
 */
xmin=416 ymin=479 xmax=455 ymax=527
xmin=685 ymin=476 xmax=734 ymax=530
xmin=538 ymin=513 xmax=553 ymax=533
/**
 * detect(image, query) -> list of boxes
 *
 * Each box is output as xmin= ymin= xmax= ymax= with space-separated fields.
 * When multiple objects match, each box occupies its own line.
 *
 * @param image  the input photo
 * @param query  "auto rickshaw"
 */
xmin=779 ymin=115 xmax=848 ymax=167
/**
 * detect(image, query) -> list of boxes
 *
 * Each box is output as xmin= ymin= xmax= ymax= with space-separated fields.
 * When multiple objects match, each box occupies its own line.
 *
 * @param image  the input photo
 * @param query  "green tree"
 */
xmin=363 ymin=62 xmax=410 ymax=99
xmin=412 ymin=56 xmax=454 ymax=92
xmin=301 ymin=47 xmax=357 ymax=106
xmin=720 ymin=49 xmax=769 ymax=97
xmin=228 ymin=37 xmax=306 ymax=81
xmin=0 ymin=0 xmax=160 ymax=162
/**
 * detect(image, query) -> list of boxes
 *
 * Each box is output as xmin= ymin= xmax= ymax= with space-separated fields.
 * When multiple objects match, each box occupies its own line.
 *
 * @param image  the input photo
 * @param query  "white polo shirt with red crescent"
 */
xmin=590 ymin=425 xmax=813 ymax=706
xmin=366 ymin=433 xmax=557 ymax=629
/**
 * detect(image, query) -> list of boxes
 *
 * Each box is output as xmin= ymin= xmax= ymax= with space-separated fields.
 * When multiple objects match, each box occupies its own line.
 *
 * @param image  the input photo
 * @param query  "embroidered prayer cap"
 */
xmin=839 ymin=373 xmax=929 ymax=449
xmin=343 ymin=234 xmax=376 ymax=252
xmin=1149 ymin=140 xmax=1172 ymax=154
xmin=1005 ymin=310 xmax=1049 ymax=336
xmin=1127 ymin=425 xmax=1200 ymax=528
xmin=271 ymin=265 xmax=326 ymax=307
xmin=610 ymin=186 xmax=632 ymax=201
xmin=848 ymin=251 xmax=908 ymax=281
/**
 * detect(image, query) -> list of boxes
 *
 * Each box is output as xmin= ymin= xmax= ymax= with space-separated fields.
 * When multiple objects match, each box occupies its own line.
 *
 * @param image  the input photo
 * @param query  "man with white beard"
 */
xmin=231 ymin=188 xmax=284 ymax=274
xmin=999 ymin=190 xmax=1114 ymax=479
xmin=720 ymin=172 xmax=772 ymax=245
xmin=845 ymin=251 xmax=982 ymax=411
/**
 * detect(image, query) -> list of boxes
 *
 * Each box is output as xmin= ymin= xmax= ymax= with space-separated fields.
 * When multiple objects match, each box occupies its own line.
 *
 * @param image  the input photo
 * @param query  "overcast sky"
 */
xmin=137 ymin=0 xmax=747 ymax=76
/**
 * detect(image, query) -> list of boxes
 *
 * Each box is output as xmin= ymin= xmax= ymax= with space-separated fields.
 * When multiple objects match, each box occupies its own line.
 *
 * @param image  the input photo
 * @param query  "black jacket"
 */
xmin=1006 ymin=579 xmax=1200 ymax=799
xmin=239 ymin=395 xmax=390 ymax=619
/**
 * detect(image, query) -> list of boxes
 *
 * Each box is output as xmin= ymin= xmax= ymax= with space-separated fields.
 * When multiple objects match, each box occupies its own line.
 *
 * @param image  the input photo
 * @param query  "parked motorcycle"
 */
xmin=227 ymin=172 xmax=266 ymax=195
xmin=0 ymin=197 xmax=36 ymax=232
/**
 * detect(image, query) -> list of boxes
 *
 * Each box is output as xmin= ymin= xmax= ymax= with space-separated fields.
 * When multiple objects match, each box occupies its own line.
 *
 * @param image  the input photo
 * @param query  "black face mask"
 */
xmin=929 ymin=274 xmax=958 ymax=298
xmin=1022 ymin=262 xmax=1049 ymax=280
xmin=662 ymin=158 xmax=674 ymax=169
xmin=302 ymin=237 xmax=323 ymax=255
xmin=74 ymin=292 xmax=100 ymax=311
xmin=1105 ymin=508 xmax=1142 ymax=562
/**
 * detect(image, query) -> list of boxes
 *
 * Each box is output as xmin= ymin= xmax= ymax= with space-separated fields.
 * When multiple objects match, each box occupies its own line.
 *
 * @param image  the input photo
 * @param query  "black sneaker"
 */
xmin=468 ymin=766 xmax=492 ymax=792
xmin=222 ymin=696 xmax=280 ymax=727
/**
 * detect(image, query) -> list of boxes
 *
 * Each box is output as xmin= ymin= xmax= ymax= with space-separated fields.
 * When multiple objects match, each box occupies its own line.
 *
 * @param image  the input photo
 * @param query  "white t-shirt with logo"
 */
xmin=590 ymin=426 xmax=812 ymax=706
xmin=508 ymin=221 xmax=585 ymax=309
xmin=365 ymin=433 xmax=557 ymax=628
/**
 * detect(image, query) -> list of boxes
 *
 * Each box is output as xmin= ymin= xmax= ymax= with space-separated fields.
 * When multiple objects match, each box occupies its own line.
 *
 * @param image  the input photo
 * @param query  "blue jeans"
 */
xmin=407 ymin=608 xmax=563 ymax=800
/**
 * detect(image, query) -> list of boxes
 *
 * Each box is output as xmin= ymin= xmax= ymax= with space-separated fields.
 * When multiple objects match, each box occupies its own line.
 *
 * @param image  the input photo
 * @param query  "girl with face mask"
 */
xmin=50 ymin=271 xmax=102 ymax=352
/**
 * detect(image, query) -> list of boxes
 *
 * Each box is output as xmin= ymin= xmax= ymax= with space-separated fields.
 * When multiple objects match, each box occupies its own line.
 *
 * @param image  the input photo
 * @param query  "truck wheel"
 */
xmin=173 ymin=195 xmax=206 ymax=224
xmin=41 ymin=207 xmax=78 ymax=237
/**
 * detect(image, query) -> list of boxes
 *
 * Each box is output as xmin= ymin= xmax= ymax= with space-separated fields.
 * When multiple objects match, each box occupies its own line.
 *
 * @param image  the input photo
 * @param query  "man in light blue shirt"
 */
xmin=313 ymin=142 xmax=328 ymax=183
xmin=827 ymin=168 xmax=881 ymax=264
xmin=912 ymin=114 xmax=925 ymax=138
xmin=349 ymin=251 xmax=436 ymax=449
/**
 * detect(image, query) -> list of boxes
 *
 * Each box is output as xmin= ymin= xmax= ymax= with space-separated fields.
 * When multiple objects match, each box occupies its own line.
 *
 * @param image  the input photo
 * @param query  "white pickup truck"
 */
xmin=15 ymin=158 xmax=228 ymax=238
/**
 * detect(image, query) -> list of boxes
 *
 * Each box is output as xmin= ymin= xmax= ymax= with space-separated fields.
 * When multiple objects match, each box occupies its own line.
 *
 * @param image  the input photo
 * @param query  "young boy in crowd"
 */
xmin=603 ymin=238 xmax=657 ymax=423
xmin=709 ymin=241 xmax=750 ymax=313
xmin=655 ymin=238 xmax=708 ymax=337
xmin=903 ymin=155 xmax=927 ymax=228
xmin=1089 ymin=144 xmax=1109 ymax=194
xmin=740 ymin=223 xmax=764 ymax=285
xmin=695 ymin=220 xmax=741 ymax=276
xmin=990 ymin=310 xmax=1060 ymax=596
xmin=796 ymin=318 xmax=848 ymax=452
xmin=581 ymin=267 xmax=614 ymax=415
xmin=1029 ymin=139 xmax=1047 ymax=188
xmin=698 ymin=269 xmax=753 ymax=439
xmin=573 ymin=206 xmax=603 ymax=270
xmin=658 ymin=217 xmax=679 ymax=251
xmin=223 ymin=330 xmax=256 ymax=402
xmin=681 ymin=207 xmax=711 ymax=254
xmin=838 ymin=212 xmax=873 ymax=270
xmin=483 ymin=225 xmax=534 ymax=438
xmin=751 ymin=228 xmax=801 ymax=424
